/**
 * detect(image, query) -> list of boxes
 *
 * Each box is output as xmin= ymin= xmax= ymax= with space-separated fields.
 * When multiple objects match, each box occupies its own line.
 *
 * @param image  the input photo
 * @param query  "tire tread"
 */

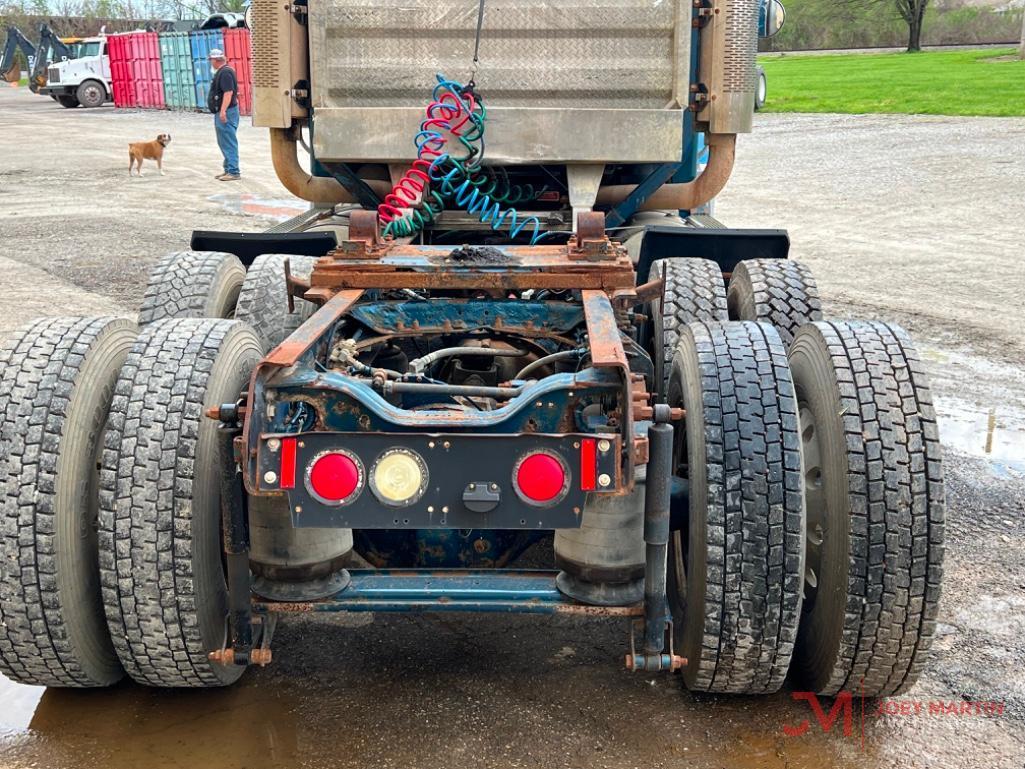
xmin=234 ymin=254 xmax=318 ymax=348
xmin=0 ymin=317 xmax=130 ymax=687
xmin=678 ymin=320 xmax=804 ymax=694
xmin=98 ymin=318 xmax=256 ymax=687
xmin=649 ymin=258 xmax=728 ymax=395
xmin=138 ymin=251 xmax=245 ymax=325
xmin=798 ymin=320 xmax=944 ymax=696
xmin=728 ymin=259 xmax=822 ymax=346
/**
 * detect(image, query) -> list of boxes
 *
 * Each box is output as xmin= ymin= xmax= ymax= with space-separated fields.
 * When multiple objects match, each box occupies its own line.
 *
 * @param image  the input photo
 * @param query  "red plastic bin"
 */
xmin=223 ymin=28 xmax=252 ymax=116
xmin=127 ymin=32 xmax=165 ymax=109
xmin=108 ymin=32 xmax=165 ymax=109
xmin=107 ymin=34 xmax=135 ymax=108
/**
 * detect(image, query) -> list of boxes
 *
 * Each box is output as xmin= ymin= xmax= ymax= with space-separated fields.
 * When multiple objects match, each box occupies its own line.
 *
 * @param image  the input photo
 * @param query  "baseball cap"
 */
xmin=209 ymin=48 xmax=226 ymax=59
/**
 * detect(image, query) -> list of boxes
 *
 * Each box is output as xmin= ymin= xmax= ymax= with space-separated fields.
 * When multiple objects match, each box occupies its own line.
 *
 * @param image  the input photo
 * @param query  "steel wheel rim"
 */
xmin=800 ymin=403 xmax=825 ymax=607
xmin=668 ymin=374 xmax=691 ymax=612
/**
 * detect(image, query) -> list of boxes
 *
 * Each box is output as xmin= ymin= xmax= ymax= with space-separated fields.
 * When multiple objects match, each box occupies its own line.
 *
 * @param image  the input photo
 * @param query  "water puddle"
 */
xmin=208 ymin=192 xmax=310 ymax=223
xmin=0 ymin=674 xmax=299 ymax=769
xmin=920 ymin=345 xmax=1025 ymax=475
xmin=934 ymin=396 xmax=1025 ymax=475
xmin=0 ymin=678 xmax=43 ymax=734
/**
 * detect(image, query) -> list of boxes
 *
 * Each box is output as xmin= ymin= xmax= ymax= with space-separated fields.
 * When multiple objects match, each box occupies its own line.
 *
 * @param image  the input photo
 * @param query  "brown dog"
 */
xmin=128 ymin=134 xmax=171 ymax=176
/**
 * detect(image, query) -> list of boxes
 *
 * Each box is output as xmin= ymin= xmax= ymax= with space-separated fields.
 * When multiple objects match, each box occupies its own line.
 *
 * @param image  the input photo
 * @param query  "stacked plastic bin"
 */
xmin=189 ymin=29 xmax=224 ymax=111
xmin=158 ymin=32 xmax=196 ymax=109
xmin=223 ymin=28 xmax=252 ymax=115
xmin=108 ymin=32 xmax=164 ymax=109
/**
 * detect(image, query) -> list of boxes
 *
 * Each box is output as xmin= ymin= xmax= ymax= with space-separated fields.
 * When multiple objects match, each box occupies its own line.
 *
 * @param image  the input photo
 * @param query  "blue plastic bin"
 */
xmin=189 ymin=29 xmax=224 ymax=111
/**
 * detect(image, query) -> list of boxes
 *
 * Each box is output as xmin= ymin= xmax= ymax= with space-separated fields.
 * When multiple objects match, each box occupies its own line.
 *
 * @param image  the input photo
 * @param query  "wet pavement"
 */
xmin=936 ymin=398 xmax=1025 ymax=476
xmin=924 ymin=346 xmax=1025 ymax=476
xmin=1 ymin=599 xmax=1022 ymax=769
xmin=0 ymin=615 xmax=896 ymax=769
xmin=207 ymin=192 xmax=311 ymax=223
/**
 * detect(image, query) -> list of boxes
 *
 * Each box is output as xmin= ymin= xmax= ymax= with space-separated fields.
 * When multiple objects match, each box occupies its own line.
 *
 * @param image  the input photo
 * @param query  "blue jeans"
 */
xmin=215 ymin=104 xmax=240 ymax=175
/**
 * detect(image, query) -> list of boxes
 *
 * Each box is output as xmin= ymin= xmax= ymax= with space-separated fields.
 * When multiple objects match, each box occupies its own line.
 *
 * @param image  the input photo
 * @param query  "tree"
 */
xmin=895 ymin=0 xmax=928 ymax=52
xmin=848 ymin=0 xmax=929 ymax=52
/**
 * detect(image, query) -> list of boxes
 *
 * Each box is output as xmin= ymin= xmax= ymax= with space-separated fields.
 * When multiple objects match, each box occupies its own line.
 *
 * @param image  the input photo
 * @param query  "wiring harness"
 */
xmin=379 ymin=75 xmax=548 ymax=244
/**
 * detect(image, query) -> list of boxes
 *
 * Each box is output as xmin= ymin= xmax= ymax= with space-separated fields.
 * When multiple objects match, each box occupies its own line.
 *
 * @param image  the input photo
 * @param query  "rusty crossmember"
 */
xmin=240 ymin=211 xmax=658 ymax=497
xmin=301 ymin=211 xmax=637 ymax=299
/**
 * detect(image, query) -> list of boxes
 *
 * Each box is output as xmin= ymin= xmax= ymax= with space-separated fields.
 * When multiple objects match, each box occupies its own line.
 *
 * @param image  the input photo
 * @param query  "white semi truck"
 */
xmin=39 ymin=35 xmax=111 ymax=108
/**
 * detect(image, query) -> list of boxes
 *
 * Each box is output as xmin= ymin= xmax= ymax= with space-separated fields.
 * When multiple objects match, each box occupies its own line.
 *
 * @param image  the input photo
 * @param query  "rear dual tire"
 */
xmin=727 ymin=259 xmax=822 ymax=347
xmin=139 ymin=251 xmax=246 ymax=325
xmin=235 ymin=254 xmax=319 ymax=348
xmin=646 ymin=258 xmax=728 ymax=397
xmin=789 ymin=321 xmax=944 ymax=696
xmin=99 ymin=318 xmax=263 ymax=687
xmin=0 ymin=317 xmax=136 ymax=687
xmin=668 ymin=321 xmax=805 ymax=694
xmin=663 ymin=318 xmax=943 ymax=696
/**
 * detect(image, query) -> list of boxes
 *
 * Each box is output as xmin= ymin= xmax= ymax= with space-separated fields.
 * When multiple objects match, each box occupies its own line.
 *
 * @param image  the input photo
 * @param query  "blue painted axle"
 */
xmin=252 ymin=569 xmax=643 ymax=617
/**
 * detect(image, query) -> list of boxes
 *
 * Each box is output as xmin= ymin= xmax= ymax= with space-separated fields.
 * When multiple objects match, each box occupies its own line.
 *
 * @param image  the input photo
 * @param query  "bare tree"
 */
xmin=849 ymin=0 xmax=929 ymax=52
xmin=896 ymin=0 xmax=928 ymax=52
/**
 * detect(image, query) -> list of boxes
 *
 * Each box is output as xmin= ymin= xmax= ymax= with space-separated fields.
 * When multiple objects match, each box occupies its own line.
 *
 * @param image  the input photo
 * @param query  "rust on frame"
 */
xmin=581 ymin=290 xmax=629 ymax=371
xmin=264 ymin=289 xmax=364 ymax=368
xmin=581 ymin=289 xmax=639 ymax=492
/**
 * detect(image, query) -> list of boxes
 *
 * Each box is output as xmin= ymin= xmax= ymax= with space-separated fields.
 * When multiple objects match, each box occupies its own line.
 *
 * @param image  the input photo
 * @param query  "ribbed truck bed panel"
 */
xmin=307 ymin=0 xmax=691 ymax=164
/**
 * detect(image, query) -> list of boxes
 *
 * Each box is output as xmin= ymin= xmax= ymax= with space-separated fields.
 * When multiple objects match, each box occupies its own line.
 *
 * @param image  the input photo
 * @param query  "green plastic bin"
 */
xmin=159 ymin=32 xmax=197 ymax=110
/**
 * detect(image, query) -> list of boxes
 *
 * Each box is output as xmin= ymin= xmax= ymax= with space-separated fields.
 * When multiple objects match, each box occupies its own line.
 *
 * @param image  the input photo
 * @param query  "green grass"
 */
xmin=759 ymin=48 xmax=1025 ymax=116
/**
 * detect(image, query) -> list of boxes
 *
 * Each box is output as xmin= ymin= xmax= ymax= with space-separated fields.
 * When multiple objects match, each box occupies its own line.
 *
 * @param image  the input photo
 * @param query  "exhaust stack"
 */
xmin=698 ymin=0 xmax=760 ymax=134
xmin=251 ymin=0 xmax=308 ymax=129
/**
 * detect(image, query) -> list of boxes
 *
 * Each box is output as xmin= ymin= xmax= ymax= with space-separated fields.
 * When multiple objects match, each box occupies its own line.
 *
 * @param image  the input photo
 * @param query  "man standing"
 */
xmin=208 ymin=48 xmax=240 ymax=181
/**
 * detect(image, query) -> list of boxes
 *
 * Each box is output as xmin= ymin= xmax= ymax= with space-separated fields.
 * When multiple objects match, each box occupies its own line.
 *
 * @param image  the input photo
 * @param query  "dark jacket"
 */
xmin=208 ymin=65 xmax=238 ymax=113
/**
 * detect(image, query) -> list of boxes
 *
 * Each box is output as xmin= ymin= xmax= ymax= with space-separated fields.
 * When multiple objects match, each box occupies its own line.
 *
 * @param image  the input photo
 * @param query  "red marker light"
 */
xmin=307 ymin=451 xmax=363 ymax=505
xmin=515 ymin=452 xmax=568 ymax=504
xmin=579 ymin=438 xmax=597 ymax=491
xmin=279 ymin=437 xmax=297 ymax=489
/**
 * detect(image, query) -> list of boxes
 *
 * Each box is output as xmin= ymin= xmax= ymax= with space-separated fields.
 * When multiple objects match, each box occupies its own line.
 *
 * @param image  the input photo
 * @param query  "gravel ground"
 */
xmin=1 ymin=87 xmax=1024 ymax=769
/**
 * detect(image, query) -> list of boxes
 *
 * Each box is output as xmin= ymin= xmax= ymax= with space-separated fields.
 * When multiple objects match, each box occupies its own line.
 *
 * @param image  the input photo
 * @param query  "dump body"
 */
xmin=308 ymin=0 xmax=690 ymax=164
xmin=253 ymin=0 xmax=761 ymax=215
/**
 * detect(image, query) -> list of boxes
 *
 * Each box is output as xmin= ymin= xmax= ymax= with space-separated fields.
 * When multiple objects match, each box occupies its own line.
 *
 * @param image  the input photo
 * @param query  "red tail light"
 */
xmin=514 ymin=452 xmax=569 ymax=505
xmin=306 ymin=450 xmax=364 ymax=505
